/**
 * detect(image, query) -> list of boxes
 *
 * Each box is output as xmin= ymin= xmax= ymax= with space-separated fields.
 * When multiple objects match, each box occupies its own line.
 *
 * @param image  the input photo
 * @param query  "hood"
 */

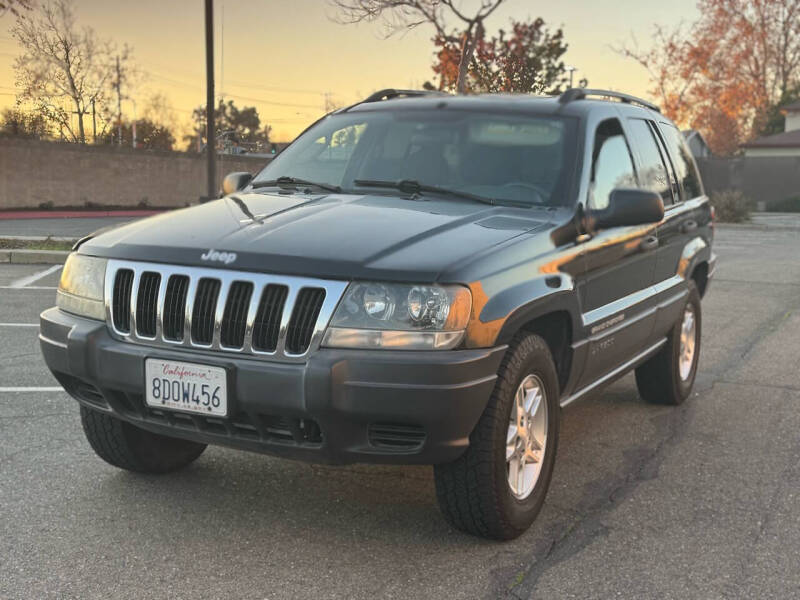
xmin=80 ymin=192 xmax=553 ymax=282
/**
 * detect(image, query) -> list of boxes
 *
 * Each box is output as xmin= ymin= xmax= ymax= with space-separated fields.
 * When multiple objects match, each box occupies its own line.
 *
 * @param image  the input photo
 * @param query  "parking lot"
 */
xmin=2 ymin=223 xmax=800 ymax=599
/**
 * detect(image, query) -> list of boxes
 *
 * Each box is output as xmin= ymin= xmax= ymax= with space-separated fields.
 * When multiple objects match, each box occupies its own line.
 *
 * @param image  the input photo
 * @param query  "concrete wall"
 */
xmin=696 ymin=156 xmax=800 ymax=205
xmin=4 ymin=138 xmax=798 ymax=210
xmin=0 ymin=138 xmax=272 ymax=209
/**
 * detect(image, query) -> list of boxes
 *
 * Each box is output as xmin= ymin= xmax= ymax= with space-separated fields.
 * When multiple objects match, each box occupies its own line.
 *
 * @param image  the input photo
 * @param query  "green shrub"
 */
xmin=710 ymin=189 xmax=751 ymax=223
xmin=766 ymin=196 xmax=800 ymax=213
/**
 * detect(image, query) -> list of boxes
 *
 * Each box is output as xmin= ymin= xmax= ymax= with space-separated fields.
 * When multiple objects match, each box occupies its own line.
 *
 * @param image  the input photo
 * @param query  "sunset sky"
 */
xmin=0 ymin=0 xmax=698 ymax=143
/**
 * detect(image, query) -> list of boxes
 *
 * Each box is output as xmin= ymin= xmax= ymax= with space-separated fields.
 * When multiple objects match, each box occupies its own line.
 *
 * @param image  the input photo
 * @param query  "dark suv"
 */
xmin=40 ymin=88 xmax=715 ymax=540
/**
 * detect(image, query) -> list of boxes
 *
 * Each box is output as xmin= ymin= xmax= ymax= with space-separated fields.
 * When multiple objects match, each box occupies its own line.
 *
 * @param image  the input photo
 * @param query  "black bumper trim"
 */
xmin=40 ymin=307 xmax=506 ymax=465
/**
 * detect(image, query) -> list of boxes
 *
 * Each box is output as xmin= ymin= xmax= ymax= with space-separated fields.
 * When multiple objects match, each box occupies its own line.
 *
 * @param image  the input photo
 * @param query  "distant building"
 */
xmin=742 ymin=100 xmax=800 ymax=157
xmin=784 ymin=100 xmax=800 ymax=132
xmin=682 ymin=129 xmax=712 ymax=158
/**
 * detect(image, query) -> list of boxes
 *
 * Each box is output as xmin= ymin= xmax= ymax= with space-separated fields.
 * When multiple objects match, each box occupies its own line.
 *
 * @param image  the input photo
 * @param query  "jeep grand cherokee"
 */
xmin=40 ymin=88 xmax=715 ymax=539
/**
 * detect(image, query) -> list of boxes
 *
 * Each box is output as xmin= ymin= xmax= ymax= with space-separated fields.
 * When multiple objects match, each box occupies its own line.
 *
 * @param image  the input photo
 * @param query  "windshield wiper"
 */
xmin=353 ymin=179 xmax=495 ymax=206
xmin=251 ymin=176 xmax=341 ymax=193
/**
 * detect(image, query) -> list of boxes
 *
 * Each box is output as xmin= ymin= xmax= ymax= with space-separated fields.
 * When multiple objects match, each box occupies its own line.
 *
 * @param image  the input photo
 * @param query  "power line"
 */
xmin=146 ymin=71 xmax=202 ymax=91
xmin=142 ymin=65 xmax=326 ymax=99
xmin=222 ymin=91 xmax=321 ymax=110
xmin=223 ymin=80 xmax=324 ymax=96
xmin=143 ymin=71 xmax=323 ymax=110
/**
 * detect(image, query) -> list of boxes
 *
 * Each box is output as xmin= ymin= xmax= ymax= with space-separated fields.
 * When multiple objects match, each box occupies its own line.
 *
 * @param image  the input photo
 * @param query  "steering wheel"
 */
xmin=500 ymin=182 xmax=548 ymax=204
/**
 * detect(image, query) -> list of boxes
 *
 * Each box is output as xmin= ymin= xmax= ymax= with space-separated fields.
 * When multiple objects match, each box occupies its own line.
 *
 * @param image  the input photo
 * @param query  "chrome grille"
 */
xmin=220 ymin=281 xmax=253 ymax=348
xmin=252 ymin=284 xmax=288 ymax=352
xmin=191 ymin=278 xmax=220 ymax=345
xmin=112 ymin=269 xmax=134 ymax=333
xmin=286 ymin=288 xmax=326 ymax=353
xmin=162 ymin=275 xmax=189 ymax=341
xmin=135 ymin=272 xmax=161 ymax=337
xmin=104 ymin=259 xmax=348 ymax=362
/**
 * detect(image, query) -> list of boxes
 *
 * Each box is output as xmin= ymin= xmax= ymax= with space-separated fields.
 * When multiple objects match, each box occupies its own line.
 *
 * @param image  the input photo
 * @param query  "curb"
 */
xmin=0 ymin=249 xmax=70 ymax=264
xmin=716 ymin=222 xmax=800 ymax=232
xmin=0 ymin=235 xmax=78 ymax=243
xmin=0 ymin=210 xmax=165 ymax=220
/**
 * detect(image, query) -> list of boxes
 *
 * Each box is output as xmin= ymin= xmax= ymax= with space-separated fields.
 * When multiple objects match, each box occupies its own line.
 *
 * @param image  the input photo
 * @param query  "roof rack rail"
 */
xmin=558 ymin=88 xmax=660 ymax=113
xmin=362 ymin=88 xmax=447 ymax=103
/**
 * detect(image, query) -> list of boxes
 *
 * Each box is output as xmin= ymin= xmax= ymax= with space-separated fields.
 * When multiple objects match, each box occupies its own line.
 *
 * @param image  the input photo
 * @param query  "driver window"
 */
xmin=589 ymin=119 xmax=636 ymax=210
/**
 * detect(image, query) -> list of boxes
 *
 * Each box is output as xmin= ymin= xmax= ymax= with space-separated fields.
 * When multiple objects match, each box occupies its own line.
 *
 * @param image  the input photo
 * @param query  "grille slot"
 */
xmin=368 ymin=423 xmax=426 ymax=450
xmin=163 ymin=275 xmax=189 ymax=341
xmin=220 ymin=281 xmax=253 ymax=348
xmin=286 ymin=288 xmax=325 ymax=354
xmin=191 ymin=278 xmax=221 ymax=345
xmin=112 ymin=269 xmax=134 ymax=333
xmin=252 ymin=284 xmax=288 ymax=352
xmin=106 ymin=260 xmax=345 ymax=362
xmin=135 ymin=272 xmax=161 ymax=337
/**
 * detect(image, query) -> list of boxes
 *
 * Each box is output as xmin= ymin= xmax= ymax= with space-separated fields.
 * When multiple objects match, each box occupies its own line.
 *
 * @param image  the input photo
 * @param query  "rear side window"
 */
xmin=659 ymin=124 xmax=704 ymax=200
xmin=589 ymin=119 xmax=637 ymax=210
xmin=626 ymin=119 xmax=673 ymax=204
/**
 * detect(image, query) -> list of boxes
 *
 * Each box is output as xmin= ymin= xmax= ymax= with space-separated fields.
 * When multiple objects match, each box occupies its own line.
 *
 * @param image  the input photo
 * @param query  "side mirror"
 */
xmin=222 ymin=172 xmax=253 ymax=195
xmin=589 ymin=188 xmax=664 ymax=230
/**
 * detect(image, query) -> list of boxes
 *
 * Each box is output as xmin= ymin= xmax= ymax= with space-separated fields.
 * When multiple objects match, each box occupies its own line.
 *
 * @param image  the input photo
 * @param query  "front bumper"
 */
xmin=40 ymin=307 xmax=505 ymax=465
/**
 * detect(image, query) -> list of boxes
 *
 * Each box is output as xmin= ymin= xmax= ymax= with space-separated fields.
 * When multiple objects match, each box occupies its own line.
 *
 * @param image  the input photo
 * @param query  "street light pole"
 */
xmin=566 ymin=66 xmax=577 ymax=89
xmin=205 ymin=0 xmax=216 ymax=201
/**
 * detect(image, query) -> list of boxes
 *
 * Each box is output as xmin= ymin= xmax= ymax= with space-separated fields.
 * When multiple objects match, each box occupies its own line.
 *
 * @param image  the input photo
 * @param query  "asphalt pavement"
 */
xmin=1 ymin=225 xmax=799 ymax=599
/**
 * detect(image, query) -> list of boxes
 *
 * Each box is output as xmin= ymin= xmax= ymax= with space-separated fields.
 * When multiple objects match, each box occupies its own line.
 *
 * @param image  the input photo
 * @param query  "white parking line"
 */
xmin=0 ymin=387 xmax=64 ymax=392
xmin=8 ymin=265 xmax=62 ymax=289
xmin=0 ymin=323 xmax=39 ymax=327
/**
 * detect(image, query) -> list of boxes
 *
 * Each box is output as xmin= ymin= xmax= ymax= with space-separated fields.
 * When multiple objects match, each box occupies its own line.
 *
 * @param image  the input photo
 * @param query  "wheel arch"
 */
xmin=690 ymin=261 xmax=709 ymax=297
xmin=496 ymin=306 xmax=574 ymax=394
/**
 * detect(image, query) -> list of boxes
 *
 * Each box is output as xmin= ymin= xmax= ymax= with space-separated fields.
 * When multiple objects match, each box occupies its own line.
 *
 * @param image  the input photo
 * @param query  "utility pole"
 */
xmin=91 ymin=98 xmax=97 ymax=144
xmin=566 ymin=66 xmax=577 ymax=89
xmin=205 ymin=0 xmax=216 ymax=200
xmin=196 ymin=111 xmax=203 ymax=153
xmin=115 ymin=55 xmax=122 ymax=146
xmin=131 ymin=99 xmax=137 ymax=149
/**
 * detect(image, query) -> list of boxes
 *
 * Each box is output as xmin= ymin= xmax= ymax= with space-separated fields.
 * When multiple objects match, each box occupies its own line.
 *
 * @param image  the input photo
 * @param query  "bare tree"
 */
xmin=329 ymin=0 xmax=507 ymax=93
xmin=11 ymin=0 xmax=130 ymax=143
xmin=0 ymin=0 xmax=32 ymax=18
xmin=614 ymin=0 xmax=800 ymax=154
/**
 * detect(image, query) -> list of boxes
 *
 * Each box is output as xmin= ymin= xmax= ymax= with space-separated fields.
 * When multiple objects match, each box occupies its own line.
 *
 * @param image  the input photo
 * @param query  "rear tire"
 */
xmin=434 ymin=333 xmax=560 ymax=540
xmin=635 ymin=280 xmax=702 ymax=405
xmin=80 ymin=406 xmax=206 ymax=473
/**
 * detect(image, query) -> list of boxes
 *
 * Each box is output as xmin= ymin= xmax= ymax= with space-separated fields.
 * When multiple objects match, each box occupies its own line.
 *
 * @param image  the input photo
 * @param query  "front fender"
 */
xmin=463 ymin=275 xmax=581 ymax=348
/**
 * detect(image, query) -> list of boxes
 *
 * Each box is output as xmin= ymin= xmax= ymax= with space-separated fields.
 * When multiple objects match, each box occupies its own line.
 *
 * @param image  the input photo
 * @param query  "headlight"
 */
xmin=56 ymin=253 xmax=107 ymax=321
xmin=322 ymin=282 xmax=471 ymax=350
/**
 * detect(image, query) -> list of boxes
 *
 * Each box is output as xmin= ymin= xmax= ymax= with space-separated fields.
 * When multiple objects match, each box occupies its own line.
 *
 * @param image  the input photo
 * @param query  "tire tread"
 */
xmin=80 ymin=406 xmax=205 ymax=473
xmin=434 ymin=333 xmax=557 ymax=539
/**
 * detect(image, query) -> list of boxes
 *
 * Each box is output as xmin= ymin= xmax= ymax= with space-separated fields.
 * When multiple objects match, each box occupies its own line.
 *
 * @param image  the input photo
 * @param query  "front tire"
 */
xmin=434 ymin=333 xmax=560 ymax=540
xmin=635 ymin=280 xmax=702 ymax=405
xmin=80 ymin=406 xmax=206 ymax=473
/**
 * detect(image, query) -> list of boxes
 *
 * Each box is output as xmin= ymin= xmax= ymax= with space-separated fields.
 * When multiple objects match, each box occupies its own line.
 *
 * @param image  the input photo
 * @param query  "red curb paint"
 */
xmin=0 ymin=210 xmax=165 ymax=220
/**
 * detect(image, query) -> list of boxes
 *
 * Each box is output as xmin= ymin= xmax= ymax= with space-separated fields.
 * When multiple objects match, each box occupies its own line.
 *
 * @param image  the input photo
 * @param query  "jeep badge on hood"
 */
xmin=200 ymin=249 xmax=237 ymax=264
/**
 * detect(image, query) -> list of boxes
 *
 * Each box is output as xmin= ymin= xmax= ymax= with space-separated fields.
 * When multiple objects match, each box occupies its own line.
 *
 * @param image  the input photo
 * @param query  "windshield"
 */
xmin=252 ymin=109 xmax=578 ymax=207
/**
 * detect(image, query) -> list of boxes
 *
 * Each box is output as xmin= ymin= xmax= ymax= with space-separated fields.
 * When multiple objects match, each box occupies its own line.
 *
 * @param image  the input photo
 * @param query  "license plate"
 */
xmin=145 ymin=358 xmax=228 ymax=417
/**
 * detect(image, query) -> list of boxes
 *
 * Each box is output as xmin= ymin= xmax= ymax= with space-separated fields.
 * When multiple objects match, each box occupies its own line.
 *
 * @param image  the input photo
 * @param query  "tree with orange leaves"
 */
xmin=616 ymin=0 xmax=800 ymax=155
xmin=430 ymin=18 xmax=583 ymax=94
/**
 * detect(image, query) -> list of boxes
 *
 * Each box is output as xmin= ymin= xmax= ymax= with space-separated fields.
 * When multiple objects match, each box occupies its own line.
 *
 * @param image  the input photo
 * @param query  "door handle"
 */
xmin=682 ymin=220 xmax=698 ymax=233
xmin=640 ymin=235 xmax=659 ymax=252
